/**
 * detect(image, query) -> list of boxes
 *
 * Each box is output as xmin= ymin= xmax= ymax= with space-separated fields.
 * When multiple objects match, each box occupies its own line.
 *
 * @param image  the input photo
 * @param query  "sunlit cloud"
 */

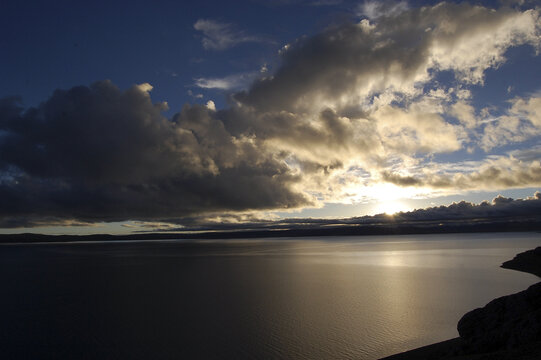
xmin=357 ymin=0 xmax=409 ymax=20
xmin=194 ymin=71 xmax=260 ymax=90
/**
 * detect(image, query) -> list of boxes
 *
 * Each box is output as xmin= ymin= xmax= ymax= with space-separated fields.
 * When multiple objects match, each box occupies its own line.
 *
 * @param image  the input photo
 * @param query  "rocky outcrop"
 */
xmin=501 ymin=247 xmax=541 ymax=278
xmin=457 ymin=282 xmax=541 ymax=353
xmin=456 ymin=246 xmax=541 ymax=354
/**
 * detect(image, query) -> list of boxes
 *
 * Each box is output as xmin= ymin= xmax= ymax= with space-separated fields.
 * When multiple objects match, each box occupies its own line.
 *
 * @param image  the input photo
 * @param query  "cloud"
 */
xmin=509 ymin=145 xmax=541 ymax=162
xmin=510 ymin=94 xmax=541 ymax=127
xmin=148 ymin=191 xmax=541 ymax=232
xmin=392 ymin=191 xmax=541 ymax=222
xmin=358 ymin=0 xmax=409 ymax=20
xmin=187 ymin=90 xmax=204 ymax=99
xmin=194 ymin=72 xmax=260 ymax=90
xmin=371 ymin=102 xmax=464 ymax=154
xmin=206 ymin=100 xmax=216 ymax=111
xmin=121 ymin=221 xmax=178 ymax=230
xmin=450 ymin=101 xmax=478 ymax=129
xmin=481 ymin=116 xmax=538 ymax=151
xmin=1 ymin=2 xmax=541 ymax=227
xmin=226 ymin=2 xmax=539 ymax=202
xmin=382 ymin=155 xmax=541 ymax=191
xmin=194 ymin=19 xmax=266 ymax=50
xmin=0 ymin=81 xmax=310 ymax=227
xmin=480 ymin=94 xmax=541 ymax=151
xmin=243 ymin=3 xmax=538 ymax=113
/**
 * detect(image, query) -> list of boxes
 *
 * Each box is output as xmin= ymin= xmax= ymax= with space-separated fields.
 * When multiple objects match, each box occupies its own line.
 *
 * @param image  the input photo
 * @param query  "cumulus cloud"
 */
xmin=226 ymin=2 xmax=540 ymax=201
xmin=194 ymin=19 xmax=266 ymax=50
xmin=480 ymin=94 xmax=541 ymax=151
xmin=510 ymin=94 xmax=541 ymax=127
xmin=236 ymin=2 xmax=539 ymax=114
xmin=0 ymin=81 xmax=309 ymax=227
xmin=450 ymin=101 xmax=478 ymax=129
xmin=372 ymin=103 xmax=464 ymax=154
xmin=481 ymin=115 xmax=538 ymax=151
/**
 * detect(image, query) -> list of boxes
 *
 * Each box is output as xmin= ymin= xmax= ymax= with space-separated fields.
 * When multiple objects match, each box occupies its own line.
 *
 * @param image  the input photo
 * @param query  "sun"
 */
xmin=369 ymin=183 xmax=414 ymax=215
xmin=374 ymin=200 xmax=410 ymax=215
xmin=345 ymin=181 xmax=420 ymax=215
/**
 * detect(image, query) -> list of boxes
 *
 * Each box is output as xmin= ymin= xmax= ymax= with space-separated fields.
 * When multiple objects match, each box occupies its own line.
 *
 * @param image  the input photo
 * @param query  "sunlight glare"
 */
xmin=375 ymin=200 xmax=410 ymax=215
xmin=370 ymin=183 xmax=416 ymax=215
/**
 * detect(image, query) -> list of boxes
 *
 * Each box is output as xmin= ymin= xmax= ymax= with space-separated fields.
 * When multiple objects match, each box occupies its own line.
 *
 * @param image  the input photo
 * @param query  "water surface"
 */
xmin=1 ymin=232 xmax=539 ymax=359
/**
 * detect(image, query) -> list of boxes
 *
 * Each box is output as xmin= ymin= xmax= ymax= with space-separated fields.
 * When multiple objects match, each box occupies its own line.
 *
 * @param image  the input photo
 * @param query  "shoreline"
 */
xmin=1 ymin=221 xmax=541 ymax=244
xmin=380 ymin=247 xmax=541 ymax=360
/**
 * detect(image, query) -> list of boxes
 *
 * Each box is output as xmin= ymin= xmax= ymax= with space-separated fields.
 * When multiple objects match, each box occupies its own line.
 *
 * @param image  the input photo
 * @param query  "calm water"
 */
xmin=1 ymin=232 xmax=540 ymax=359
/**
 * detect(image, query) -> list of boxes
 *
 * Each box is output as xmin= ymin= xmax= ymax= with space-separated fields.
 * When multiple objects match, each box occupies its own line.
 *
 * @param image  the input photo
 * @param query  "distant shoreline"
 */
xmin=1 ymin=218 xmax=541 ymax=244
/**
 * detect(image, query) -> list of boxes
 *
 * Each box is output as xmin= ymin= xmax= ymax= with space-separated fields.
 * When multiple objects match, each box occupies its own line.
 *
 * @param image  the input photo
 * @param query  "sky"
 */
xmin=0 ymin=0 xmax=540 ymax=235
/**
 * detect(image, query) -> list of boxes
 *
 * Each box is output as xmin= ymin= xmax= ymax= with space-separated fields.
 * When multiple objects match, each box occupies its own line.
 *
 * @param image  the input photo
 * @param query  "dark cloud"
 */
xmin=0 ymin=81 xmax=309 ymax=227
xmin=380 ymin=170 xmax=422 ymax=186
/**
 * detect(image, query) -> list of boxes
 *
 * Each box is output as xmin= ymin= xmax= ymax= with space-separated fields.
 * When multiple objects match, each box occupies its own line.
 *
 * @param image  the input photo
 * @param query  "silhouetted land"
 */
xmin=1 ymin=218 xmax=541 ymax=244
xmin=501 ymin=247 xmax=541 ymax=277
xmin=382 ymin=247 xmax=541 ymax=360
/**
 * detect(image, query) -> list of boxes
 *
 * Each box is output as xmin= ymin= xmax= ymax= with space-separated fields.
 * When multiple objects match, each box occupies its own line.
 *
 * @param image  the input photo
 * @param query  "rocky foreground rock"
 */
xmin=457 ymin=282 xmax=541 ymax=353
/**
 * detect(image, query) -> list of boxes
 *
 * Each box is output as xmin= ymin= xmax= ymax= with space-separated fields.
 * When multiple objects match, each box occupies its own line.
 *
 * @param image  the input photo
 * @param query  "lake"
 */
xmin=1 ymin=232 xmax=539 ymax=359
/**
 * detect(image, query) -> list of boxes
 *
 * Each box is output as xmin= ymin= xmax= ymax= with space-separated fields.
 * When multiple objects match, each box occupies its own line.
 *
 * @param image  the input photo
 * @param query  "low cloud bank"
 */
xmin=391 ymin=192 xmax=541 ymax=222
